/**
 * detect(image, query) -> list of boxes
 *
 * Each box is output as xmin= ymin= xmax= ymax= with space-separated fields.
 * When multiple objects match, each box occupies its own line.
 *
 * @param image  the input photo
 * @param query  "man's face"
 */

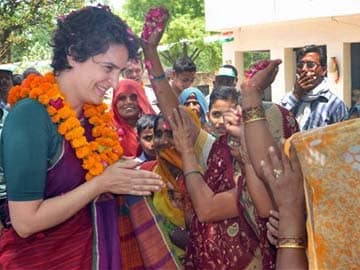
xmin=172 ymin=71 xmax=195 ymax=95
xmin=213 ymin=76 xmax=236 ymax=89
xmin=122 ymin=61 xmax=144 ymax=83
xmin=296 ymin=52 xmax=326 ymax=92
xmin=0 ymin=71 xmax=13 ymax=101
xmin=138 ymin=127 xmax=156 ymax=159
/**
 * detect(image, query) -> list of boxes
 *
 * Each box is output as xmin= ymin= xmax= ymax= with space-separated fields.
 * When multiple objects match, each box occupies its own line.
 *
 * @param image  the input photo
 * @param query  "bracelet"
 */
xmin=183 ymin=170 xmax=202 ymax=178
xmin=151 ymin=73 xmax=166 ymax=81
xmin=277 ymin=243 xmax=305 ymax=249
xmin=244 ymin=117 xmax=266 ymax=124
xmin=277 ymin=237 xmax=306 ymax=249
xmin=242 ymin=106 xmax=266 ymax=123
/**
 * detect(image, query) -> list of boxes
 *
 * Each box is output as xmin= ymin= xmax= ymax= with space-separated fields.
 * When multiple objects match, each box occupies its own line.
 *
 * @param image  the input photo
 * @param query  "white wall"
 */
xmin=205 ymin=0 xmax=360 ymax=30
xmin=218 ymin=15 xmax=360 ymax=105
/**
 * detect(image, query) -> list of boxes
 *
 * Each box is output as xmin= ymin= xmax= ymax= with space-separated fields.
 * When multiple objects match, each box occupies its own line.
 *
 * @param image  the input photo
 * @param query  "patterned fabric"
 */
xmin=185 ymin=103 xmax=298 ymax=270
xmin=280 ymin=79 xmax=348 ymax=130
xmin=185 ymin=135 xmax=273 ymax=270
xmin=123 ymin=125 xmax=214 ymax=269
xmin=289 ymin=118 xmax=360 ymax=270
xmin=111 ymin=79 xmax=155 ymax=157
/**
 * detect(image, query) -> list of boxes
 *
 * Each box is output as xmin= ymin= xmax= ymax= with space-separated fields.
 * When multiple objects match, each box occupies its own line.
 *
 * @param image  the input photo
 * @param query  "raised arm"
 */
xmin=261 ymin=144 xmax=308 ymax=270
xmin=223 ymin=106 xmax=274 ymax=217
xmin=169 ymin=107 xmax=238 ymax=222
xmin=140 ymin=7 xmax=200 ymax=139
xmin=241 ymin=60 xmax=282 ymax=178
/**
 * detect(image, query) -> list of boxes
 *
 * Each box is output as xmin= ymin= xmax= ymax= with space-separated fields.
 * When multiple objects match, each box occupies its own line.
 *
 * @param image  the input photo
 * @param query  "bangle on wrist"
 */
xmin=242 ymin=106 xmax=266 ymax=124
xmin=277 ymin=236 xmax=306 ymax=249
xmin=151 ymin=73 xmax=166 ymax=82
xmin=183 ymin=170 xmax=202 ymax=178
xmin=277 ymin=243 xmax=305 ymax=249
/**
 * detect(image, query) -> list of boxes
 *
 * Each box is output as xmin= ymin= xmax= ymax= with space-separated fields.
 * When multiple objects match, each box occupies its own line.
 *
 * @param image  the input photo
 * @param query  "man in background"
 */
xmin=280 ymin=45 xmax=347 ymax=131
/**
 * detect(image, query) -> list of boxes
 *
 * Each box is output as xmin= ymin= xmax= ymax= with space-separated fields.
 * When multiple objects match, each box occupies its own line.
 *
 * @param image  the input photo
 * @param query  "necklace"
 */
xmin=8 ymin=72 xmax=123 ymax=181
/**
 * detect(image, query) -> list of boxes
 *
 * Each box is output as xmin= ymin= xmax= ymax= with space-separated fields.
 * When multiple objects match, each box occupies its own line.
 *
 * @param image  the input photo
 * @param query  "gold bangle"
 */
xmin=277 ymin=243 xmax=305 ymax=249
xmin=242 ymin=106 xmax=266 ymax=123
xmin=277 ymin=237 xmax=306 ymax=249
xmin=244 ymin=117 xmax=266 ymax=124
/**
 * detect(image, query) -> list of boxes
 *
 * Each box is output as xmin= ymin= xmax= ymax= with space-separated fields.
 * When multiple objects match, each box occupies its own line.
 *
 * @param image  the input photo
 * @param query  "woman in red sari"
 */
xmin=169 ymin=83 xmax=299 ymax=269
xmin=111 ymin=79 xmax=155 ymax=157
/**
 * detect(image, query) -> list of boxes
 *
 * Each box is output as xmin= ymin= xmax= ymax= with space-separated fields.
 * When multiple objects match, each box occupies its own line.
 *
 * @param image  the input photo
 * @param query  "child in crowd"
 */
xmin=170 ymin=56 xmax=196 ymax=96
xmin=136 ymin=114 xmax=157 ymax=162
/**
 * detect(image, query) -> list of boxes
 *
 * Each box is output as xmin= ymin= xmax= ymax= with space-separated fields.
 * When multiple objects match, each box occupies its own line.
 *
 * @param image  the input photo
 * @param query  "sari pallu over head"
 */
xmin=111 ymin=79 xmax=155 ymax=157
xmin=179 ymin=87 xmax=208 ymax=124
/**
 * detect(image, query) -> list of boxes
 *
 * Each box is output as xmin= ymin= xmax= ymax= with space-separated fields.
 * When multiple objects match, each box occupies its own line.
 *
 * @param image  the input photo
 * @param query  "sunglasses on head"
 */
xmin=296 ymin=61 xmax=319 ymax=69
xmin=118 ymin=93 xmax=137 ymax=102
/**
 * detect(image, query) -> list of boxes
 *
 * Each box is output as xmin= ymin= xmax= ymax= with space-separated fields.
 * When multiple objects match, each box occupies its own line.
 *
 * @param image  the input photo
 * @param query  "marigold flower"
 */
xmin=10 ymin=72 xmax=123 ymax=181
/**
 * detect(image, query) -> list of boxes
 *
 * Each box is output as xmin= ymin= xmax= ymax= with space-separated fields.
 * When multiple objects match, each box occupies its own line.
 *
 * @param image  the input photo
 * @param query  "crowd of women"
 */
xmin=0 ymin=4 xmax=358 ymax=270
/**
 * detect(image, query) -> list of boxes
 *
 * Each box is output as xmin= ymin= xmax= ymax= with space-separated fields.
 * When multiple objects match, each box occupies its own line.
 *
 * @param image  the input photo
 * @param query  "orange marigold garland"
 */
xmin=8 ymin=72 xmax=123 ymax=181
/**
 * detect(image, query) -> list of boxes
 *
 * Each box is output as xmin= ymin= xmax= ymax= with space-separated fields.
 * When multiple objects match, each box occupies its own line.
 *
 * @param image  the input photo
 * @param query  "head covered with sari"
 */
xmin=179 ymin=87 xmax=208 ymax=124
xmin=111 ymin=79 xmax=155 ymax=156
xmin=152 ymin=109 xmax=201 ymax=227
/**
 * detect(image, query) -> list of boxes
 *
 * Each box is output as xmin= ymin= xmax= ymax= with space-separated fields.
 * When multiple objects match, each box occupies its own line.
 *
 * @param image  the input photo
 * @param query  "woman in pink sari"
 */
xmin=111 ymin=79 xmax=155 ymax=157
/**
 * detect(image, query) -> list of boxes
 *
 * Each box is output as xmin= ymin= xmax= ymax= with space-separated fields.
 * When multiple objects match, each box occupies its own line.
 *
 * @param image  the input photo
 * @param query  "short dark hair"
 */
xmin=296 ymin=45 xmax=327 ymax=67
xmin=51 ymin=5 xmax=139 ymax=74
xmin=12 ymin=74 xmax=23 ymax=86
xmin=22 ymin=67 xmax=41 ymax=79
xmin=209 ymin=86 xmax=239 ymax=110
xmin=136 ymin=114 xmax=157 ymax=135
xmin=173 ymin=56 xmax=196 ymax=74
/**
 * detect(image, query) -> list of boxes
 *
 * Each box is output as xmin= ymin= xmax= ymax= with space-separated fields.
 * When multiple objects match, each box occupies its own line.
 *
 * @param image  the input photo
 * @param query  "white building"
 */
xmin=205 ymin=0 xmax=360 ymax=106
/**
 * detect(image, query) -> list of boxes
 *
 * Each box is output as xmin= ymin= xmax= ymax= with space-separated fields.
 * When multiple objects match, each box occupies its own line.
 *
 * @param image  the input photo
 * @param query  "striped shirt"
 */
xmin=280 ymin=81 xmax=348 ymax=131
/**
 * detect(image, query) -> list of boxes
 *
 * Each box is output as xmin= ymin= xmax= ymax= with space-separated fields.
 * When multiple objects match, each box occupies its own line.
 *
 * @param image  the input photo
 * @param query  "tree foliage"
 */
xmin=0 ymin=0 xmax=83 ymax=64
xmin=120 ymin=0 xmax=222 ymax=72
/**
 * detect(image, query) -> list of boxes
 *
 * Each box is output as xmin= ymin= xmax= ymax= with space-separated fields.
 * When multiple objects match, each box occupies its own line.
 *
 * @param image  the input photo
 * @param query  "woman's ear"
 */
xmin=66 ymin=54 xmax=76 ymax=68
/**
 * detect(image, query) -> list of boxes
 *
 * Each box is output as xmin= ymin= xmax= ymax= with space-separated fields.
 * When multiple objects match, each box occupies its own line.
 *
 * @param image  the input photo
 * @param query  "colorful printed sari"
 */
xmin=289 ymin=118 xmax=360 ymax=269
xmin=185 ymin=103 xmax=299 ymax=269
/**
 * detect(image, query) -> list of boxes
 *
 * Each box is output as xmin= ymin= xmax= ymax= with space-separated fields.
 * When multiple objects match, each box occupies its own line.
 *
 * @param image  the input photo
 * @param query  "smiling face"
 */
xmin=65 ymin=43 xmax=129 ymax=109
xmin=116 ymin=92 xmax=141 ymax=121
xmin=207 ymin=99 xmax=237 ymax=136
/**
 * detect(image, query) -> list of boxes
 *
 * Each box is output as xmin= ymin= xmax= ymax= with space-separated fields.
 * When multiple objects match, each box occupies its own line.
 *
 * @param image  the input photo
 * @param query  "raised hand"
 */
xmin=241 ymin=59 xmax=282 ymax=97
xmin=141 ymin=7 xmax=169 ymax=50
xmin=223 ymin=105 xmax=242 ymax=139
xmin=168 ymin=106 xmax=198 ymax=155
xmin=260 ymin=141 xmax=305 ymax=211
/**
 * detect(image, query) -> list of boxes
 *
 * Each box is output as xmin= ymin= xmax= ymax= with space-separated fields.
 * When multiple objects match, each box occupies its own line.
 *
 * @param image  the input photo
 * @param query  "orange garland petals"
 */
xmin=7 ymin=72 xmax=123 ymax=181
